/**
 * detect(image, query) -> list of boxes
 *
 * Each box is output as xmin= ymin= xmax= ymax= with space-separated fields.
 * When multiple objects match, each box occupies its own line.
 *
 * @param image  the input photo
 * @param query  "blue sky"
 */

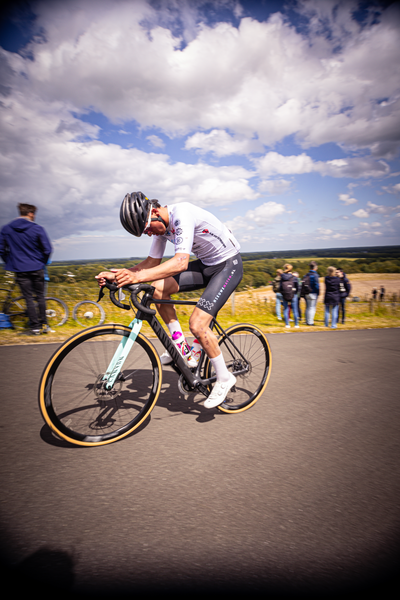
xmin=0 ymin=0 xmax=399 ymax=260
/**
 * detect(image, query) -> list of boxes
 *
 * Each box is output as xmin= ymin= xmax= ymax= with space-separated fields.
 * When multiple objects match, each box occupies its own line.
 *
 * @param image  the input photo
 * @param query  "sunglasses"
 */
xmin=143 ymin=205 xmax=168 ymax=235
xmin=143 ymin=205 xmax=154 ymax=235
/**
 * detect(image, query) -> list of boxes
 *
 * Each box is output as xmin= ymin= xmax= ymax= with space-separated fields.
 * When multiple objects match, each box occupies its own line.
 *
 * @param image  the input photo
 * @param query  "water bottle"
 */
xmin=172 ymin=331 xmax=197 ymax=367
xmin=190 ymin=338 xmax=202 ymax=364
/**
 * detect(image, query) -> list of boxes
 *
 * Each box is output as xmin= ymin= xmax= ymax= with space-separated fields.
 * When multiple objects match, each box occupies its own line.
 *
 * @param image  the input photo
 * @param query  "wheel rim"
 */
xmin=73 ymin=301 xmax=105 ymax=327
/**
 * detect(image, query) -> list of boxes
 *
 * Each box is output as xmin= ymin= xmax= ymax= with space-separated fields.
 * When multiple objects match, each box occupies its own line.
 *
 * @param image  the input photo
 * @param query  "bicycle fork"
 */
xmin=103 ymin=319 xmax=143 ymax=390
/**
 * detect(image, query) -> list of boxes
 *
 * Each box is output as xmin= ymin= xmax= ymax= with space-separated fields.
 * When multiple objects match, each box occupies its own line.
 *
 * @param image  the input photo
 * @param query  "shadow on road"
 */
xmin=38 ymin=370 xmax=219 ymax=448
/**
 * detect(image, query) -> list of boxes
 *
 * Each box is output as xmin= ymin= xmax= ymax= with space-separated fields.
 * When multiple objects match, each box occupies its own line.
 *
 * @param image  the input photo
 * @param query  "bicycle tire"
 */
xmin=204 ymin=323 xmax=271 ymax=413
xmin=45 ymin=297 xmax=69 ymax=327
xmin=38 ymin=324 xmax=162 ymax=446
xmin=73 ymin=300 xmax=105 ymax=327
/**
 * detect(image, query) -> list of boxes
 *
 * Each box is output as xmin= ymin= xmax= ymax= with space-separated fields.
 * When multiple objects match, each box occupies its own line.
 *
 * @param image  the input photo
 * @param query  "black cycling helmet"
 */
xmin=120 ymin=192 xmax=150 ymax=237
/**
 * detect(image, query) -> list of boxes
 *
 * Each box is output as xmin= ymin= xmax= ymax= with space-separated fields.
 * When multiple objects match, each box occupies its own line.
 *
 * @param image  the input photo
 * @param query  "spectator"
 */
xmin=324 ymin=266 xmax=340 ymax=329
xmin=280 ymin=263 xmax=299 ymax=329
xmin=337 ymin=268 xmax=351 ymax=324
xmin=293 ymin=271 xmax=303 ymax=321
xmin=380 ymin=286 xmax=385 ymax=301
xmin=0 ymin=203 xmax=52 ymax=335
xmin=301 ymin=261 xmax=320 ymax=326
xmin=272 ymin=268 xmax=283 ymax=321
xmin=372 ymin=288 xmax=377 ymax=300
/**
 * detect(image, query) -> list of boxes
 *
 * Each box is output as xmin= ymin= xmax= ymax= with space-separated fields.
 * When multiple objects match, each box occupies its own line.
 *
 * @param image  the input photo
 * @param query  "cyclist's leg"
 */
xmin=189 ymin=254 xmax=243 ymax=407
xmin=152 ymin=276 xmax=180 ymax=324
xmin=153 ymin=262 xmax=205 ymax=365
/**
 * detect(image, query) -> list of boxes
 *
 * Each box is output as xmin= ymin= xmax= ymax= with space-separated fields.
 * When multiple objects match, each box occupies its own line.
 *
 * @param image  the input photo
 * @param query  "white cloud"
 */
xmin=185 ymin=129 xmax=263 ymax=156
xmin=339 ymin=193 xmax=357 ymax=205
xmin=254 ymin=151 xmax=390 ymax=179
xmin=225 ymin=201 xmax=287 ymax=238
xmin=1 ymin=0 xmax=399 ymax=257
xmin=147 ymin=135 xmax=165 ymax=148
xmin=7 ymin=0 xmax=399 ymax=155
xmin=0 ymin=87 xmax=258 ymax=240
xmin=257 ymin=178 xmax=291 ymax=195
xmin=381 ymin=183 xmax=400 ymax=195
xmin=353 ymin=209 xmax=370 ymax=218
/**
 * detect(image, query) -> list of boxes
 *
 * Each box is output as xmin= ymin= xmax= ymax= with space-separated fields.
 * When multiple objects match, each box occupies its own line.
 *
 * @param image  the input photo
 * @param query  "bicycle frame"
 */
xmin=102 ymin=283 xmax=250 ymax=396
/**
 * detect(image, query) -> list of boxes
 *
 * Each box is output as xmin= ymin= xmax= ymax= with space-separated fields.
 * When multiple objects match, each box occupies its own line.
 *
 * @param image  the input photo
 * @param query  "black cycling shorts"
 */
xmin=173 ymin=253 xmax=243 ymax=317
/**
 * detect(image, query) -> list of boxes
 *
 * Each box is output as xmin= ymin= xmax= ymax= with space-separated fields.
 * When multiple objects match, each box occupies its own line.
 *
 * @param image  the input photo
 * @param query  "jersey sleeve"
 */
xmin=149 ymin=235 xmax=167 ymax=259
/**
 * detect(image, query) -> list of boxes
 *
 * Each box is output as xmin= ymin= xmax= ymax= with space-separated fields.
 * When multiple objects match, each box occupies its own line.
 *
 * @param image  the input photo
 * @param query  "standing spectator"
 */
xmin=337 ymin=268 xmax=351 ymax=324
xmin=293 ymin=271 xmax=303 ymax=321
xmin=372 ymin=288 xmax=377 ymax=300
xmin=280 ymin=264 xmax=299 ymax=329
xmin=301 ymin=261 xmax=320 ymax=326
xmin=272 ymin=268 xmax=283 ymax=321
xmin=0 ymin=203 xmax=52 ymax=335
xmin=380 ymin=286 xmax=385 ymax=301
xmin=324 ymin=266 xmax=340 ymax=329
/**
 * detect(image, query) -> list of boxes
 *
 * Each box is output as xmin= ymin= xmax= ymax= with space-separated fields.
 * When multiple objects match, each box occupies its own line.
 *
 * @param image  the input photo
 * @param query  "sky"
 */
xmin=0 ymin=0 xmax=399 ymax=261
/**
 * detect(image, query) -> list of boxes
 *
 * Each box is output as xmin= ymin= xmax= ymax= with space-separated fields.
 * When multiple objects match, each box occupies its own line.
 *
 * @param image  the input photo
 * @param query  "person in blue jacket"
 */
xmin=0 ymin=203 xmax=52 ymax=334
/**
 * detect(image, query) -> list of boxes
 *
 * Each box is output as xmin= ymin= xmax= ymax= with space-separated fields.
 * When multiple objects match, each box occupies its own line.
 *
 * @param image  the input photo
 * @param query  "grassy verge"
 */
xmin=1 ymin=286 xmax=399 ymax=346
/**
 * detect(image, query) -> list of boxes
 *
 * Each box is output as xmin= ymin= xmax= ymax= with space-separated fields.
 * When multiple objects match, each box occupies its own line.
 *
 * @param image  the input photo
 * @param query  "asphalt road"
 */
xmin=0 ymin=328 xmax=399 ymax=597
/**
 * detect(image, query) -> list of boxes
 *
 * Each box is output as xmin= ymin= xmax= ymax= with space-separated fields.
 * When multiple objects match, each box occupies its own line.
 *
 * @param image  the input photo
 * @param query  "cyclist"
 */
xmin=96 ymin=192 xmax=243 ymax=409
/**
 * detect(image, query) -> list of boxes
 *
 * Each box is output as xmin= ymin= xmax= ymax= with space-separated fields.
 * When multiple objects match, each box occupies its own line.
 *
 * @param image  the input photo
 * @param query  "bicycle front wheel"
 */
xmin=204 ymin=323 xmax=271 ymax=413
xmin=46 ymin=297 xmax=69 ymax=327
xmin=38 ymin=324 xmax=162 ymax=446
xmin=73 ymin=300 xmax=105 ymax=327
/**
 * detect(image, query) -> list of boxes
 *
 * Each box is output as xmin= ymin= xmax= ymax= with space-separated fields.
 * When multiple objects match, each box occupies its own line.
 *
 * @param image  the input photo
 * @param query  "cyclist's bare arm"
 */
xmin=95 ymin=253 xmax=190 ymax=287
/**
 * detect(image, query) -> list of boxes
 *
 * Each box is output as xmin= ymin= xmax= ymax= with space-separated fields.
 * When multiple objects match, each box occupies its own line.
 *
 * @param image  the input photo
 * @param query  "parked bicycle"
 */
xmin=0 ymin=279 xmax=68 ymax=329
xmin=39 ymin=282 xmax=272 ymax=447
xmin=0 ymin=276 xmax=105 ymax=329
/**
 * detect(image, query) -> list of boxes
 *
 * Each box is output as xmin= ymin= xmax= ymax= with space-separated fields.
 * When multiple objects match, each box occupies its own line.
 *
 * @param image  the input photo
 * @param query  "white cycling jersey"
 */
xmin=149 ymin=202 xmax=240 ymax=266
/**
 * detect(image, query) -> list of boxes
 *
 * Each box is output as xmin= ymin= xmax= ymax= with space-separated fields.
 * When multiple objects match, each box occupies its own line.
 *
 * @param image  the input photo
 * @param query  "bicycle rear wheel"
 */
xmin=204 ymin=323 xmax=271 ymax=413
xmin=38 ymin=324 xmax=162 ymax=446
xmin=46 ymin=297 xmax=69 ymax=327
xmin=73 ymin=300 xmax=105 ymax=327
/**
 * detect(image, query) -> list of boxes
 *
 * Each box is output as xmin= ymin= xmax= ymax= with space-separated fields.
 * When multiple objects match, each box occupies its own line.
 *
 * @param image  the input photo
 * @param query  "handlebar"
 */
xmin=104 ymin=281 xmax=157 ymax=315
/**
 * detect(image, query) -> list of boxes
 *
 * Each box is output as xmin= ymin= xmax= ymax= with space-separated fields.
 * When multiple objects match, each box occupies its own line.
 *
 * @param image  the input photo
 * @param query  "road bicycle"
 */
xmin=38 ymin=282 xmax=272 ymax=447
xmin=0 ymin=280 xmax=68 ymax=329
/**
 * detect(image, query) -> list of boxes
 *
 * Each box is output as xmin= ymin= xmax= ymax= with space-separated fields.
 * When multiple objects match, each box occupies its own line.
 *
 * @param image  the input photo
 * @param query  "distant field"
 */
xmin=256 ymin=272 xmax=400 ymax=301
xmin=283 ymin=257 xmax=358 ymax=261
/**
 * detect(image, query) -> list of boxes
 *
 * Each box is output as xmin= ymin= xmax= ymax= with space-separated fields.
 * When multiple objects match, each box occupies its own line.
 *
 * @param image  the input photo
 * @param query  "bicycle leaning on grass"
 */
xmin=0 ymin=274 xmax=106 ymax=329
xmin=38 ymin=282 xmax=272 ymax=447
xmin=0 ymin=277 xmax=68 ymax=330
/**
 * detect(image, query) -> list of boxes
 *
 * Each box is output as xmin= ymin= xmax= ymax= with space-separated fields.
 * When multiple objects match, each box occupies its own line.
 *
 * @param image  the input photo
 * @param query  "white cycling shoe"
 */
xmin=160 ymin=351 xmax=173 ymax=365
xmin=204 ymin=373 xmax=236 ymax=409
xmin=160 ymin=350 xmax=197 ymax=368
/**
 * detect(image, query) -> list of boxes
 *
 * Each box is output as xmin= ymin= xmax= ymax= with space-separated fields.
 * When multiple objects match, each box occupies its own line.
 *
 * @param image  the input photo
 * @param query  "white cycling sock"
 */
xmin=167 ymin=320 xmax=183 ymax=338
xmin=210 ymin=352 xmax=231 ymax=382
